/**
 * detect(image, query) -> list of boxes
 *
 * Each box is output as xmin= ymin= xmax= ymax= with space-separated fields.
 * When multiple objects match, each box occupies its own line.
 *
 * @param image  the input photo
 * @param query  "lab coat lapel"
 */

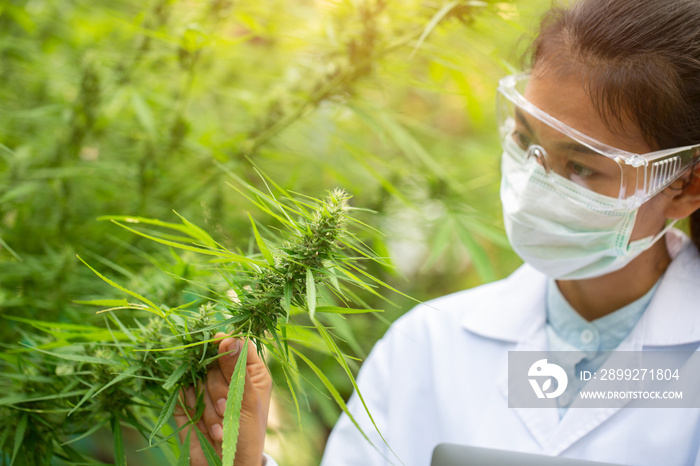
xmin=460 ymin=264 xmax=562 ymax=448
xmin=485 ymin=266 xmax=658 ymax=454
xmin=497 ymin=312 xmax=647 ymax=455
xmin=498 ymin=321 xmax=562 ymax=449
xmin=541 ymin=320 xmax=646 ymax=455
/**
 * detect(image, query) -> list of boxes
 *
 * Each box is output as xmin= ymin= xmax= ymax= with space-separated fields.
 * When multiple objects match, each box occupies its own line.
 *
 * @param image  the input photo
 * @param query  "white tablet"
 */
xmin=431 ymin=444 xmax=624 ymax=466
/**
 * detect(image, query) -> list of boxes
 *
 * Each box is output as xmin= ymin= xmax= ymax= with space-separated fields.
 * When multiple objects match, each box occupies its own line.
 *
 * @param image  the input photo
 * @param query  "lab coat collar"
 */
xmin=458 ymin=263 xmax=548 ymax=343
xmin=460 ymin=230 xmax=700 ymax=347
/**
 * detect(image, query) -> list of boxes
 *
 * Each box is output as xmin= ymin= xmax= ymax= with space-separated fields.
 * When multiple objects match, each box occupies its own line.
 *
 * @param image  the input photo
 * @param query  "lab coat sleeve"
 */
xmin=263 ymin=452 xmax=279 ymax=466
xmin=320 ymin=328 xmax=397 ymax=465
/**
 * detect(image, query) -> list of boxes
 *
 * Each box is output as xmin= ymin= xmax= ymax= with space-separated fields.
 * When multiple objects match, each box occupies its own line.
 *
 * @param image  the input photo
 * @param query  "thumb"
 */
xmin=216 ymin=333 xmax=264 ymax=384
xmin=216 ymin=333 xmax=241 ymax=384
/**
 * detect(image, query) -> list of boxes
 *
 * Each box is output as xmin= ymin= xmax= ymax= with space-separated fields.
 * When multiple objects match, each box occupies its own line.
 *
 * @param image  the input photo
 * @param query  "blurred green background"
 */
xmin=0 ymin=0 xmax=550 ymax=463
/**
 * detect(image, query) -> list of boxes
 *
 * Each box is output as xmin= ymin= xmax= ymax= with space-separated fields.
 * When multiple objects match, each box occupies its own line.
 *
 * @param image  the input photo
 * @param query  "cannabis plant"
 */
xmin=0 ymin=178 xmax=402 ymax=465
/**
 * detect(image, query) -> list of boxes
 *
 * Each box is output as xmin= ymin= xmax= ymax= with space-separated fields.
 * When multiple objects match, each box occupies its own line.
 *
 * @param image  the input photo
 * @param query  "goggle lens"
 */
xmin=498 ymin=96 xmax=627 ymax=200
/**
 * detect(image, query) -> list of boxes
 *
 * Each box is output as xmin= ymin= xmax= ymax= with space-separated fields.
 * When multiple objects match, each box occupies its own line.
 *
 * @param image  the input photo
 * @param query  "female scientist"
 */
xmin=177 ymin=0 xmax=700 ymax=464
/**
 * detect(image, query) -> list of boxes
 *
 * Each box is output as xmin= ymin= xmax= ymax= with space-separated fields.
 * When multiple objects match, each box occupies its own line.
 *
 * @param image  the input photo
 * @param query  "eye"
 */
xmin=511 ymin=130 xmax=533 ymax=150
xmin=567 ymin=161 xmax=596 ymax=178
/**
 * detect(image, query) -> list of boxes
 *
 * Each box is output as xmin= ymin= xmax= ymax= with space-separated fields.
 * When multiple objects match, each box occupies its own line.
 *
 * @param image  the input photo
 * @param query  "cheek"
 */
xmin=629 ymin=193 xmax=673 ymax=241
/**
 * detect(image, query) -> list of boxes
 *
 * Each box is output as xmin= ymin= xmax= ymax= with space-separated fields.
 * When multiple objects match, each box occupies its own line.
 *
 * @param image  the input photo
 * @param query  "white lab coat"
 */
xmin=321 ymin=232 xmax=700 ymax=466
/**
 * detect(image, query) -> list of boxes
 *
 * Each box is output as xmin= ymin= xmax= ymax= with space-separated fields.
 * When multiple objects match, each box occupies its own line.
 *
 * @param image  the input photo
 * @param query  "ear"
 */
xmin=664 ymin=163 xmax=700 ymax=220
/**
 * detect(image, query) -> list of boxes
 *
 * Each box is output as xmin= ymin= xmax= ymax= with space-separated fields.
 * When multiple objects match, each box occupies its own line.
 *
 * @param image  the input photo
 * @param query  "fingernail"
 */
xmin=211 ymin=423 xmax=223 ymax=441
xmin=216 ymin=398 xmax=227 ymax=416
xmin=226 ymin=339 xmax=240 ymax=357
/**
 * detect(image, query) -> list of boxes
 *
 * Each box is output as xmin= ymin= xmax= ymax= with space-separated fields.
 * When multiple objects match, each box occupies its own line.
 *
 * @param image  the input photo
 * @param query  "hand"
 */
xmin=175 ymin=332 xmax=272 ymax=466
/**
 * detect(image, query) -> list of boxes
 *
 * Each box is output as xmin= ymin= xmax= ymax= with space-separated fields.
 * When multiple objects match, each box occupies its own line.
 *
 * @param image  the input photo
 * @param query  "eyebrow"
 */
xmin=514 ymin=108 xmax=534 ymax=135
xmin=556 ymin=142 xmax=599 ymax=156
xmin=514 ymin=108 xmax=599 ymax=157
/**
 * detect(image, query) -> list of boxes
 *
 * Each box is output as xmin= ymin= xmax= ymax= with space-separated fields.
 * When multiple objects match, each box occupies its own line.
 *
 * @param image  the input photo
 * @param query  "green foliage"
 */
xmin=0 ymin=0 xmax=551 ymax=463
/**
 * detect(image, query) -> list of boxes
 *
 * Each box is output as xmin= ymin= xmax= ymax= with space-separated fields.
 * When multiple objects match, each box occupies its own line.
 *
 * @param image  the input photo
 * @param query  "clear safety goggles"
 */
xmin=497 ymin=73 xmax=700 ymax=211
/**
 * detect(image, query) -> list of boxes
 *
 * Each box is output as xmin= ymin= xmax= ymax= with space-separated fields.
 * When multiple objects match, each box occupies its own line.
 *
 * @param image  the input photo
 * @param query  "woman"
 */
xmin=178 ymin=0 xmax=700 ymax=464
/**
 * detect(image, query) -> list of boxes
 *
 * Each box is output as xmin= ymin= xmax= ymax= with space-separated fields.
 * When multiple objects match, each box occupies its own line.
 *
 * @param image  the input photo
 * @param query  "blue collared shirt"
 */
xmin=545 ymin=278 xmax=660 ymax=416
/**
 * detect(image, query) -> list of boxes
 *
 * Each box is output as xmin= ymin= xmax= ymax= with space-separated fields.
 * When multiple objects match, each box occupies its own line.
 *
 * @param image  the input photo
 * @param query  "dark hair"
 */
xmin=528 ymin=0 xmax=700 ymax=252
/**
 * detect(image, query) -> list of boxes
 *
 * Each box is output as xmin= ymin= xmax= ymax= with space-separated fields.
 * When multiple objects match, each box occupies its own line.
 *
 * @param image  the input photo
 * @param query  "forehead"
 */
xmin=522 ymin=72 xmax=652 ymax=154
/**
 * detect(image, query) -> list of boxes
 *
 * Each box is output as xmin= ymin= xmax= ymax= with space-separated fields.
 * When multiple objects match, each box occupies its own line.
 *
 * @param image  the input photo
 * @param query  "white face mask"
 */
xmin=500 ymin=138 xmax=674 ymax=280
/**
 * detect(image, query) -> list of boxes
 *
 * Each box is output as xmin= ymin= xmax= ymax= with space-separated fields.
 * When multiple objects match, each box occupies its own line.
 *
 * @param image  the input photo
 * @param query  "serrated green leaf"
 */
xmin=1 ymin=372 xmax=54 ymax=384
xmin=310 ymin=321 xmax=398 ymax=462
xmin=327 ymin=266 xmax=342 ymax=292
xmin=61 ymin=421 xmax=105 ymax=446
xmin=77 ymin=255 xmax=162 ymax=317
xmin=324 ymin=313 xmax=364 ymax=359
xmin=0 ymin=235 xmax=21 ymax=261
xmin=344 ymin=262 xmax=420 ymax=304
xmin=74 ymin=298 xmax=131 ymax=307
xmin=68 ymin=384 xmax=100 ymax=416
xmin=306 ymin=269 xmax=316 ymax=320
xmin=98 ymin=215 xmax=188 ymax=232
xmin=290 ymin=347 xmax=390 ymax=459
xmin=90 ymin=366 xmax=139 ymax=402
xmin=111 ymin=416 xmax=126 ymax=466
xmin=280 ymin=324 xmax=327 ymax=351
xmin=177 ymin=428 xmax=191 ymax=466
xmin=410 ymin=0 xmax=460 ymax=58
xmin=316 ymin=306 xmax=383 ymax=314
xmin=21 ymin=344 xmax=122 ymax=366
xmin=248 ymin=213 xmax=274 ymax=266
xmin=0 ymin=390 xmax=87 ymax=406
xmin=10 ymin=414 xmax=27 ymax=466
xmin=173 ymin=211 xmax=222 ymax=249
xmin=194 ymin=427 xmax=222 ymax=466
xmin=107 ymin=313 xmax=138 ymax=343
xmin=280 ymin=361 xmax=302 ymax=425
xmin=162 ymin=363 xmax=188 ymax=391
xmin=3 ymin=316 xmax=127 ymax=343
xmin=150 ymin=388 xmax=179 ymax=445
xmin=221 ymin=338 xmax=249 ymax=466
xmin=108 ymin=221 xmax=265 ymax=266
xmin=283 ymin=281 xmax=292 ymax=323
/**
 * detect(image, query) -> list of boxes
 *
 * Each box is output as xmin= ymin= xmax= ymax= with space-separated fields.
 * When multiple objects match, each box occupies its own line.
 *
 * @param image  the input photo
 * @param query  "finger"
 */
xmin=197 ymin=415 xmax=222 ymax=458
xmin=218 ymin=336 xmax=267 ymax=383
xmin=206 ymin=362 xmax=229 ymax=417
xmin=195 ymin=416 xmax=219 ymax=462
xmin=202 ymin=380 xmax=224 ymax=445
xmin=243 ymin=361 xmax=273 ymax=429
xmin=192 ymin=384 xmax=222 ymax=459
xmin=174 ymin=387 xmax=209 ymax=466
xmin=175 ymin=386 xmax=197 ymax=443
